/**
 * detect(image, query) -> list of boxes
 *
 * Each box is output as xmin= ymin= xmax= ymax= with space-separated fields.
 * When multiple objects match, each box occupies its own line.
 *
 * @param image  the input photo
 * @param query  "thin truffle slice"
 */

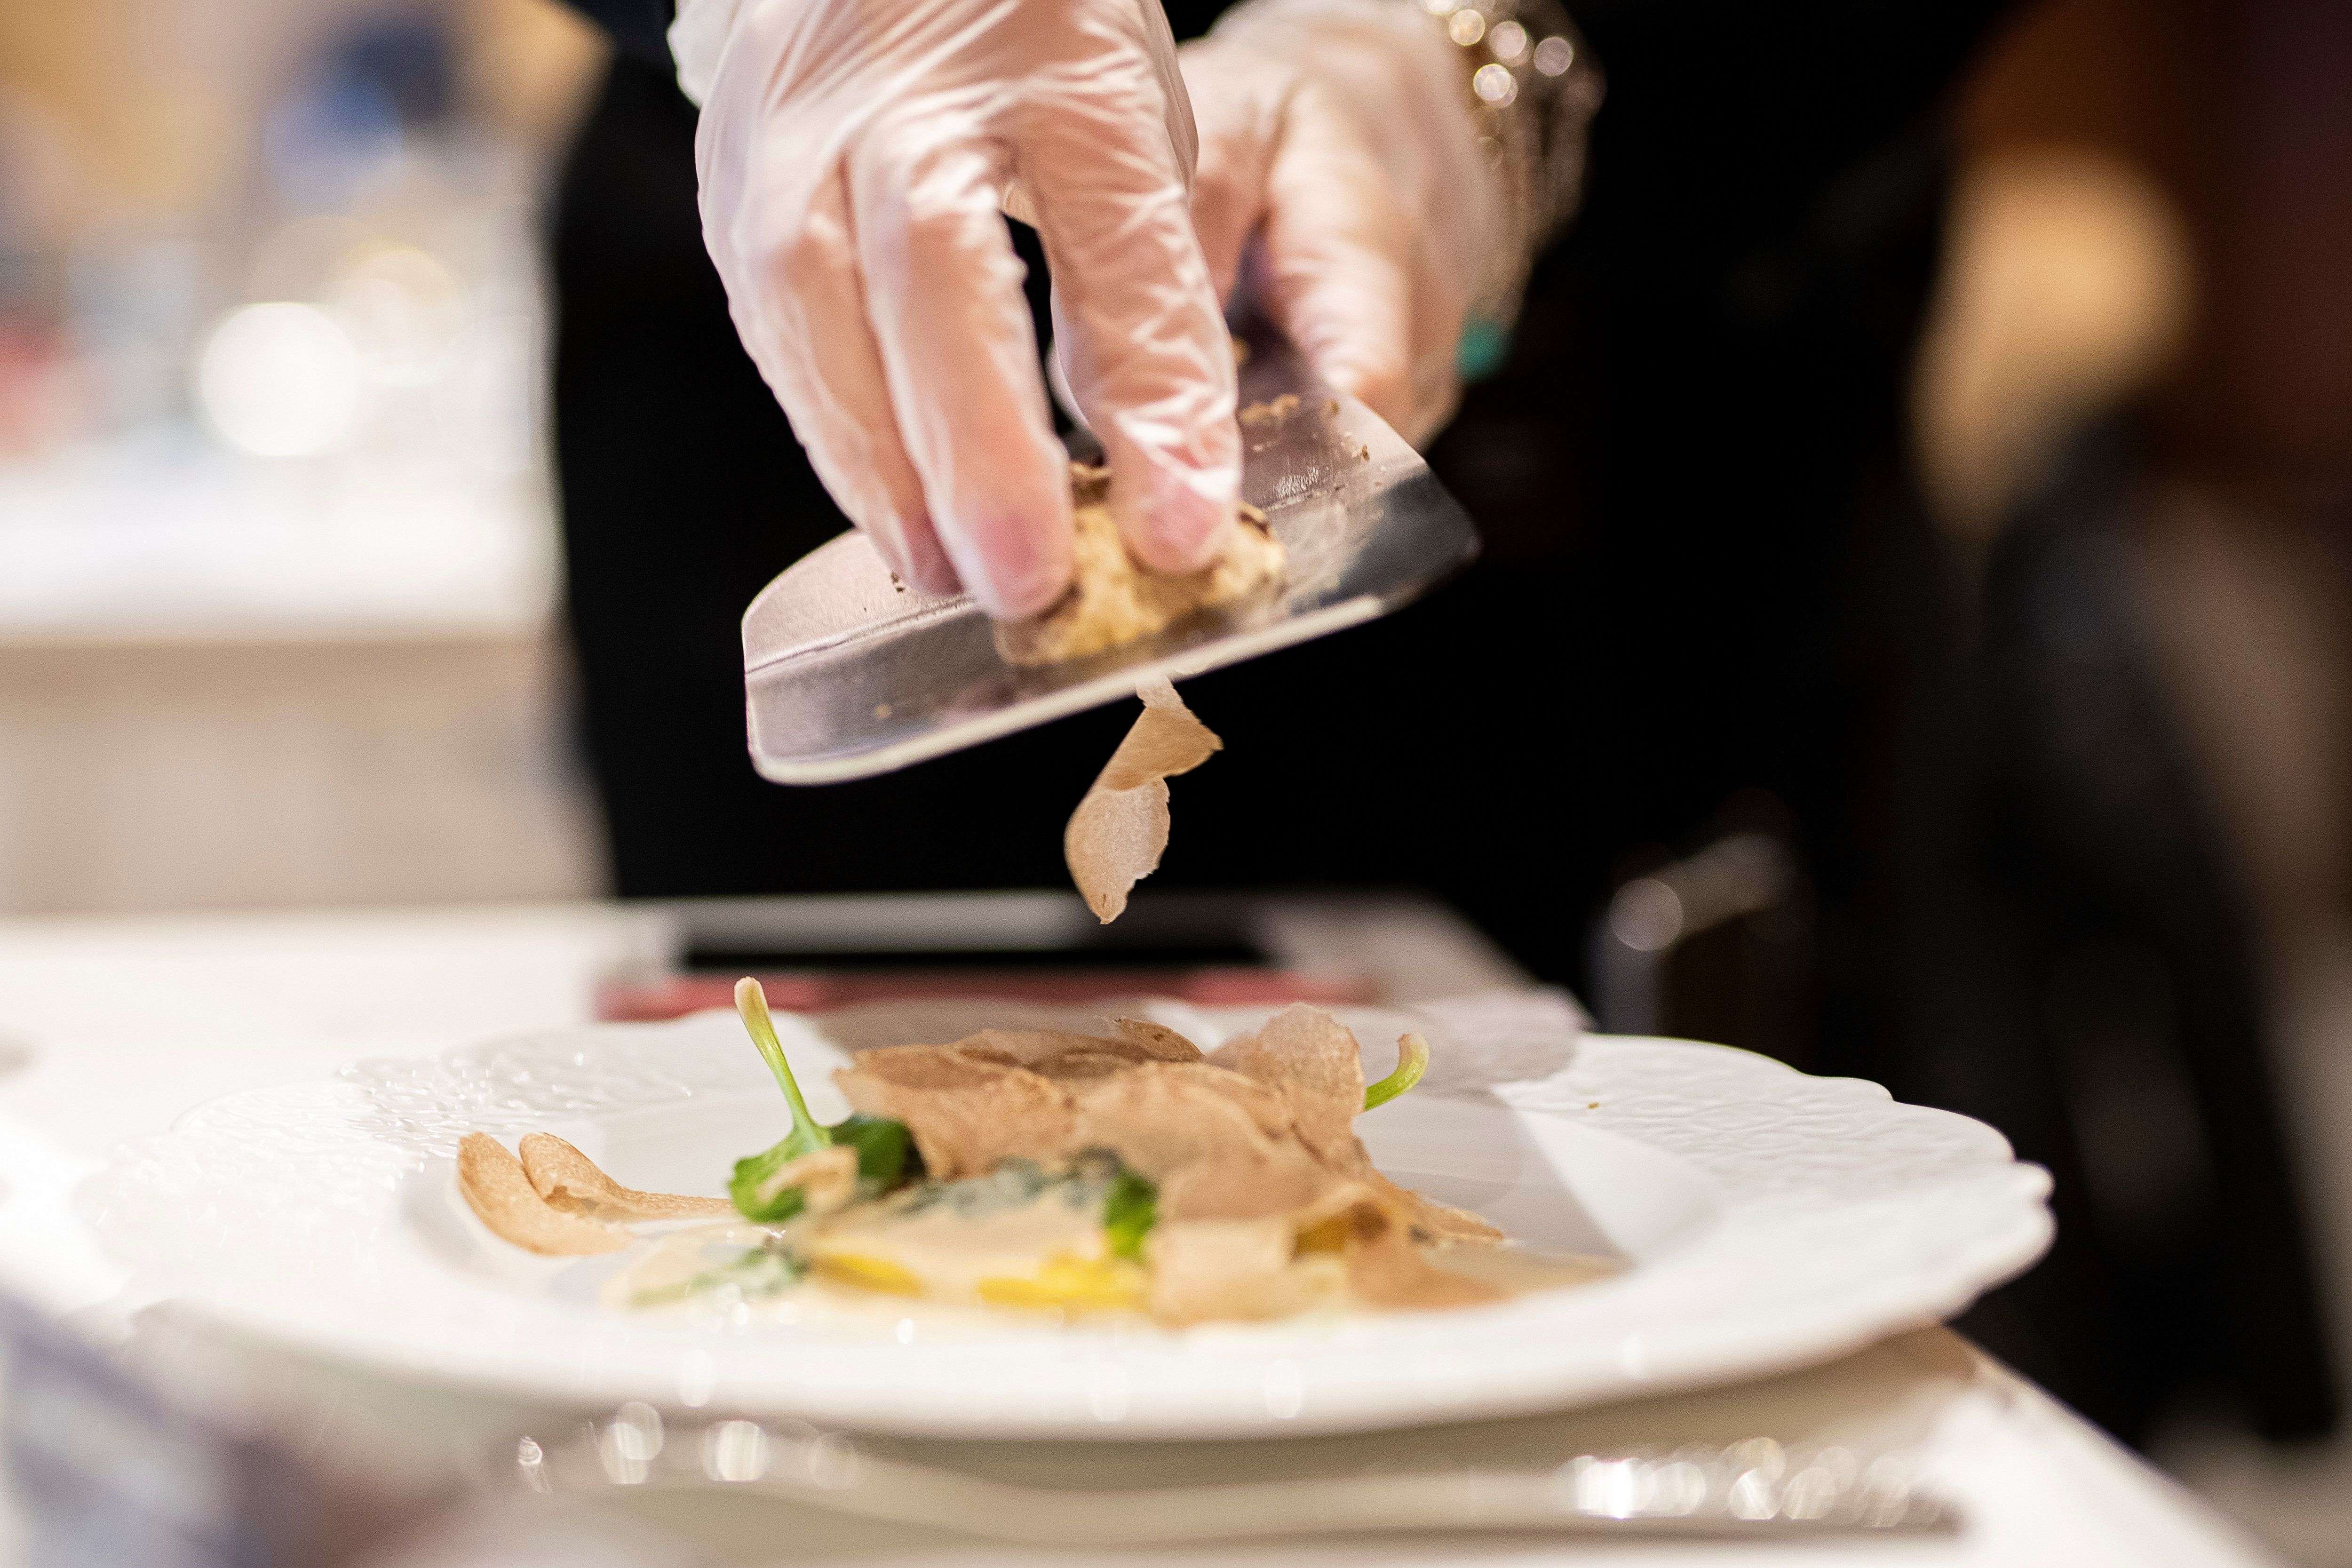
xmin=839 ymin=1032 xmax=1327 ymax=1218
xmin=1105 ymin=1016 xmax=1205 ymax=1062
xmin=994 ymin=463 xmax=1284 ymax=667
xmin=1148 ymin=1186 xmax=1498 ymax=1324
xmin=833 ymin=1045 xmax=1076 ymax=1179
xmin=1065 ymin=678 xmax=1221 ymax=923
xmin=1072 ymin=1059 xmax=1295 ymax=1147
xmin=948 ymin=1028 xmax=1130 ymax=1069
xmin=1292 ymin=1186 xmax=1503 ymax=1310
xmin=1146 ymin=1218 xmax=1348 ymax=1325
xmin=1209 ymin=1004 xmax=1368 ymax=1169
xmin=519 ymin=1133 xmax=736 ymax=1221
xmin=1211 ymin=1007 xmax=1506 ymax=1244
xmin=1359 ymin=1163 xmax=1508 ymax=1246
xmin=820 ymin=1010 xmax=1512 ymax=1321
xmin=1157 ymin=1146 xmax=1336 ymax=1224
xmin=457 ymin=1132 xmax=628 ymax=1256
xmin=1070 ymin=1063 xmax=1334 ymax=1221
xmin=957 ymin=1021 xmax=1203 ymax=1070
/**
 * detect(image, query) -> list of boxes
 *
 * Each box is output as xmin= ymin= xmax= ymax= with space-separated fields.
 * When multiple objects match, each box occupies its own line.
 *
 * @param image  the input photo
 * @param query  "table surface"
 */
xmin=0 ymin=901 xmax=2280 ymax=1568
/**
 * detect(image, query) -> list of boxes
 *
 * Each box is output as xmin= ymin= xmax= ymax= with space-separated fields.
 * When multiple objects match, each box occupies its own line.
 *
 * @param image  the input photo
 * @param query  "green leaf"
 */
xmin=1362 ymin=1032 xmax=1430 ymax=1111
xmin=833 ymin=1114 xmax=918 ymax=1189
xmin=1102 ymin=1169 xmax=1157 ymax=1262
xmin=729 ymin=1146 xmax=814 ymax=1222
xmin=727 ymin=1121 xmax=918 ymax=1224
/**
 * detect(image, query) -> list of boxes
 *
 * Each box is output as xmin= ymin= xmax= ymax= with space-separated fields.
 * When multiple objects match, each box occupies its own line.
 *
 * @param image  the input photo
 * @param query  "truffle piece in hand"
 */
xmin=993 ymin=464 xmax=1284 ymax=667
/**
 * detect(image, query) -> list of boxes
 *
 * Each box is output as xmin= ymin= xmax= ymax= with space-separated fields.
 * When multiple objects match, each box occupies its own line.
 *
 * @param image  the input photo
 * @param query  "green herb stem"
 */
xmin=1363 ymin=1032 xmax=1430 ymax=1111
xmin=729 ymin=980 xmax=921 ymax=1221
xmin=735 ymin=977 xmax=828 ymax=1154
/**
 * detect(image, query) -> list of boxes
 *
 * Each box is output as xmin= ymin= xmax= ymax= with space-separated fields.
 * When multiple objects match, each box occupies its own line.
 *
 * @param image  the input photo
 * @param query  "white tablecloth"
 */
xmin=0 ymin=904 xmax=2279 ymax=1567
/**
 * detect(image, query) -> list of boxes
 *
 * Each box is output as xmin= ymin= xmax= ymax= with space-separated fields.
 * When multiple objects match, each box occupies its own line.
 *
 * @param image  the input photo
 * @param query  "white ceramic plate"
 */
xmin=80 ymin=995 xmax=2051 ymax=1439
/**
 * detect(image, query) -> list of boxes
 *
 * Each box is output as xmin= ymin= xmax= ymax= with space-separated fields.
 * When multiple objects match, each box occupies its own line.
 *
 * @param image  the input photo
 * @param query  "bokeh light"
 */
xmin=194 ymin=302 xmax=363 ymax=457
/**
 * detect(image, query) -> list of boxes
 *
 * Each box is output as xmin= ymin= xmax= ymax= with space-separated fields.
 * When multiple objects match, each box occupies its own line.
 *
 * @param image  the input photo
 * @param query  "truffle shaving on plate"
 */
xmin=457 ymin=980 xmax=1613 ymax=1326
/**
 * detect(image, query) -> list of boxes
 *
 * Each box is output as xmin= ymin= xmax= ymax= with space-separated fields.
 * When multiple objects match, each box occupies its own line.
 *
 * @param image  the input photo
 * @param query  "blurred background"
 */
xmin=0 ymin=0 xmax=601 ymax=911
xmin=1 ymin=0 xmax=2349 ymax=1560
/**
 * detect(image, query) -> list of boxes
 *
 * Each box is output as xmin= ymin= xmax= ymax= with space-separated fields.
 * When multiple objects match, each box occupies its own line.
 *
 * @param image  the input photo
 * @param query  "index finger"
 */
xmin=849 ymin=119 xmax=1075 ymax=618
xmin=1016 ymin=51 xmax=1240 ymax=576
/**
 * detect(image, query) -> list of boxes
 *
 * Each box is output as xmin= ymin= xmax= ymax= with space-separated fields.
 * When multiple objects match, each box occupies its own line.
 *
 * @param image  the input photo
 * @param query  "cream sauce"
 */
xmin=607 ymin=1225 xmax=1618 ymax=1333
xmin=606 ymin=1164 xmax=1144 ymax=1330
xmin=810 ymin=1186 xmax=1113 ymax=1297
xmin=604 ymin=1148 xmax=1617 ymax=1328
xmin=1434 ymin=1242 xmax=1622 ymax=1295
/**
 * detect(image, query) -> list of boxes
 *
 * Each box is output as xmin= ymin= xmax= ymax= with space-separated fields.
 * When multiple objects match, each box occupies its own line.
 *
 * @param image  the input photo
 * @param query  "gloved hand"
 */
xmin=672 ymin=0 xmax=1239 ymax=616
xmin=1180 ymin=0 xmax=1508 ymax=446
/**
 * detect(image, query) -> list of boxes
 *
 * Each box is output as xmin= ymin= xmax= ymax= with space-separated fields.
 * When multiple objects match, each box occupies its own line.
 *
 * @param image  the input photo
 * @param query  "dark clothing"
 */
xmin=545 ymin=0 xmax=2339 ymax=1446
xmin=574 ymin=0 xmax=672 ymax=65
xmin=552 ymin=0 xmax=1991 ymax=963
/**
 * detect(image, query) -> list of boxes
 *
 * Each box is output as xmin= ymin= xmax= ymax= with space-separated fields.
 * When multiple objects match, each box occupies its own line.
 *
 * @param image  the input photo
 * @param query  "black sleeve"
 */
xmin=1564 ymin=0 xmax=2016 ymax=267
xmin=564 ymin=0 xmax=675 ymax=68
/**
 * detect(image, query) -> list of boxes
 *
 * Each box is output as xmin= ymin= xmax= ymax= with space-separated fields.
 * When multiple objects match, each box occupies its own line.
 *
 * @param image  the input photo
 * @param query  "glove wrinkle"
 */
xmin=1181 ymin=0 xmax=1519 ymax=445
xmin=682 ymin=0 xmax=1236 ymax=614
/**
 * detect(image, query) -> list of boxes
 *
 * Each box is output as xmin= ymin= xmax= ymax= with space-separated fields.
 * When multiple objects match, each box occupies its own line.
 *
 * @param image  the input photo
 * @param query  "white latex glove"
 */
xmin=1181 ymin=0 xmax=1506 ymax=446
xmin=672 ymin=0 xmax=1238 ymax=616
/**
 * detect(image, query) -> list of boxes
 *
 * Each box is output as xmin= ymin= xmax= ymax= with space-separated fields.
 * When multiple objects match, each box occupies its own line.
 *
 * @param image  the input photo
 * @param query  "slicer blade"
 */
xmin=740 ymin=326 xmax=1479 ymax=784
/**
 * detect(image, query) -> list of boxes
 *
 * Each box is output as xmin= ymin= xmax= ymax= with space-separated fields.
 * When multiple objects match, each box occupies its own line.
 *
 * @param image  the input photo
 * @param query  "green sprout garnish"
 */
xmin=728 ymin=977 xmax=919 ymax=1221
xmin=1102 ymin=1169 xmax=1157 ymax=1261
xmin=833 ymin=1114 xmax=914 ymax=1190
xmin=1362 ymin=1032 xmax=1429 ymax=1111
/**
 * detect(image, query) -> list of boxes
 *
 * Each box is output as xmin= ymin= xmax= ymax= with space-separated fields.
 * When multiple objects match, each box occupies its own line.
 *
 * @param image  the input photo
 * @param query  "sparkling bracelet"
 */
xmin=1421 ymin=0 xmax=1602 ymax=372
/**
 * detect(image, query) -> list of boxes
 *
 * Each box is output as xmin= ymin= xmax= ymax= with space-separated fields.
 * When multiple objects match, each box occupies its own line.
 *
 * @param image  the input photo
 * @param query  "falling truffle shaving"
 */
xmin=1065 ymin=678 xmax=1221 ymax=923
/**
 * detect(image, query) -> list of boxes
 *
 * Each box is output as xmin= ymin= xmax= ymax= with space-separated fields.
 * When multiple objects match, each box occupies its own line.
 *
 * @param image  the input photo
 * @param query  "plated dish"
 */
xmin=80 ymin=994 xmax=2053 ymax=1437
xmin=455 ymin=983 xmax=1605 ymax=1328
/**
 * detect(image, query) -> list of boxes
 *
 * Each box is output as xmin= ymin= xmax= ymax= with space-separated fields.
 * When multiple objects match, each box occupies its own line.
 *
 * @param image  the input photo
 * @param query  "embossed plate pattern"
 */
xmin=79 ymin=996 xmax=2052 ymax=1438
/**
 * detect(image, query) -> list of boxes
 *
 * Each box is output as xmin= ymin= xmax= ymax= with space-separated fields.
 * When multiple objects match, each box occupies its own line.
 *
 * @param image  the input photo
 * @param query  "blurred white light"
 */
xmin=1609 ymin=877 xmax=1684 ymax=952
xmin=195 ymin=302 xmax=362 ymax=457
xmin=1473 ymin=63 xmax=1518 ymax=105
xmin=1489 ymin=19 xmax=1530 ymax=63
xmin=1533 ymin=34 xmax=1577 ymax=75
xmin=327 ymin=243 xmax=465 ymax=388
xmin=1448 ymin=7 xmax=1487 ymax=45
